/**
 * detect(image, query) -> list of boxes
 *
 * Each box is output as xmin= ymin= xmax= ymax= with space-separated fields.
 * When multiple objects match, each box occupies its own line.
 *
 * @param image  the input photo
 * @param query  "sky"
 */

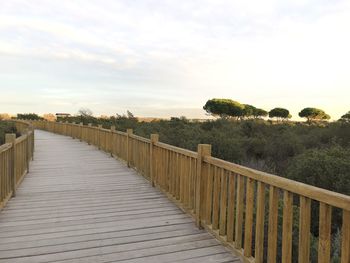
xmin=0 ymin=0 xmax=349 ymax=119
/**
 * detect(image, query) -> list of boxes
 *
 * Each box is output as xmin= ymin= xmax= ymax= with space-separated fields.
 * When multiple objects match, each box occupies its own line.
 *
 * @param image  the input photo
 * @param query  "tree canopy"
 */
xmin=340 ymin=111 xmax=350 ymax=122
xmin=203 ymin=99 xmax=269 ymax=119
xmin=242 ymin=104 xmax=268 ymax=119
xmin=268 ymin=108 xmax=291 ymax=120
xmin=203 ymin=99 xmax=245 ymax=118
xmin=253 ymin=108 xmax=268 ymax=118
xmin=78 ymin=108 xmax=93 ymax=117
xmin=298 ymin=107 xmax=330 ymax=122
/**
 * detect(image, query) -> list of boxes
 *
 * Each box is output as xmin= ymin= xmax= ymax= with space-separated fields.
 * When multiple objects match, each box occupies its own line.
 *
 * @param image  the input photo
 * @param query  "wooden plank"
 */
xmin=298 ymin=196 xmax=311 ymax=263
xmin=40 ymin=243 xmax=229 ymax=263
xmin=318 ymin=202 xmax=332 ymax=263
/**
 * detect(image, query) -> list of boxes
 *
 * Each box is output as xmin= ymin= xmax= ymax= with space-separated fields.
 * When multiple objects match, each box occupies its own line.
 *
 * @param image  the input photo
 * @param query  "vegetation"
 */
xmin=287 ymin=146 xmax=350 ymax=195
xmin=17 ymin=113 xmax=43 ymax=120
xmin=340 ymin=111 xmax=350 ymax=122
xmin=0 ymin=113 xmax=11 ymax=120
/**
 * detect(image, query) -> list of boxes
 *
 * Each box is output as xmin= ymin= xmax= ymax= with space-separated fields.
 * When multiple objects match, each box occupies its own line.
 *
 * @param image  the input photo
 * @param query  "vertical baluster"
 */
xmin=341 ymin=209 xmax=350 ymax=263
xmin=219 ymin=169 xmax=228 ymax=236
xmin=318 ymin=203 xmax=332 ymax=263
xmin=244 ymin=177 xmax=255 ymax=257
xmin=282 ymin=190 xmax=293 ymax=263
xmin=298 ymin=196 xmax=311 ymax=263
xmin=179 ymin=154 xmax=184 ymax=203
xmin=212 ymin=167 xmax=221 ymax=230
xmin=226 ymin=172 xmax=236 ymax=243
xmin=235 ymin=174 xmax=244 ymax=250
xmin=268 ymin=186 xmax=279 ymax=263
xmin=255 ymin=181 xmax=266 ymax=263
xmin=206 ymin=164 xmax=214 ymax=225
xmin=188 ymin=157 xmax=193 ymax=209
xmin=175 ymin=152 xmax=179 ymax=198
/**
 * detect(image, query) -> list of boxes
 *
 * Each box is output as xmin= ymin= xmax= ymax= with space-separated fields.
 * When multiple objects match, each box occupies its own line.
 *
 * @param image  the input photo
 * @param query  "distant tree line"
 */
xmin=16 ymin=113 xmax=44 ymax=120
xmin=203 ymin=98 xmax=339 ymax=122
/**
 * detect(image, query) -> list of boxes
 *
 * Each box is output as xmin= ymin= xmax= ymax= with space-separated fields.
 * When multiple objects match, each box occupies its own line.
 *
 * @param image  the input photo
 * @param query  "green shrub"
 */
xmin=0 ymin=121 xmax=18 ymax=144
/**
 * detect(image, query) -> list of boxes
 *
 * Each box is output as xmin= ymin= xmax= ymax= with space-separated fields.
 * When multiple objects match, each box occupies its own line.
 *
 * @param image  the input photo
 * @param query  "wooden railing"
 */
xmin=31 ymin=120 xmax=350 ymax=263
xmin=0 ymin=120 xmax=34 ymax=210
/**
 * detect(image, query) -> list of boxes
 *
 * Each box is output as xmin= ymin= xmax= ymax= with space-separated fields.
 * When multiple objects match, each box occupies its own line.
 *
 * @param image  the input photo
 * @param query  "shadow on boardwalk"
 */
xmin=0 ymin=130 xmax=240 ymax=263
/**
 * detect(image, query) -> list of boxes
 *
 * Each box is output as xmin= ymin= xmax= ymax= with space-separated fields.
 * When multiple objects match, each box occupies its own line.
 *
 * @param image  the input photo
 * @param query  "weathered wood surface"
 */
xmin=0 ymin=130 xmax=240 ymax=263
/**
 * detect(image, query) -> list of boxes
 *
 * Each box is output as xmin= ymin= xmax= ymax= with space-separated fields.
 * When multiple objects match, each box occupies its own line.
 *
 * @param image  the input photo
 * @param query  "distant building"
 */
xmin=55 ymin=113 xmax=71 ymax=118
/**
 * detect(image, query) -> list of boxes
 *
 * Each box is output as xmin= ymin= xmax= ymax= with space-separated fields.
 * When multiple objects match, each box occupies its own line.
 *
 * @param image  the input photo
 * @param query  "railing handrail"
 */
xmin=0 ymin=143 xmax=12 ymax=152
xmin=155 ymin=141 xmax=198 ymax=158
xmin=204 ymin=155 xmax=350 ymax=210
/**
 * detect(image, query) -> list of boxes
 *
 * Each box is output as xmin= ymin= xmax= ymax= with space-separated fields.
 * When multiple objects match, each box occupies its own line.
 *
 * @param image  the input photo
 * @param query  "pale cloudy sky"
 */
xmin=0 ymin=0 xmax=349 ymax=119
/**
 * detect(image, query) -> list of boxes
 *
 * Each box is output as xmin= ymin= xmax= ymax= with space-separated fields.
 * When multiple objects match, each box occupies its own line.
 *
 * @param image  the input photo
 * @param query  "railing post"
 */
xmin=110 ymin=126 xmax=116 ymax=157
xmin=5 ymin=134 xmax=16 ymax=197
xmin=59 ymin=121 xmax=62 ymax=134
xmin=31 ymin=126 xmax=34 ymax=160
xmin=79 ymin=122 xmax=83 ymax=141
xmin=195 ymin=144 xmax=211 ymax=228
xmin=98 ymin=124 xmax=102 ymax=149
xmin=65 ymin=121 xmax=69 ymax=136
xmin=126 ymin=129 xmax=133 ymax=167
xmin=72 ymin=122 xmax=75 ymax=139
xmin=24 ymin=128 xmax=30 ymax=172
xmin=88 ymin=123 xmax=92 ymax=145
xmin=150 ymin=134 xmax=159 ymax=187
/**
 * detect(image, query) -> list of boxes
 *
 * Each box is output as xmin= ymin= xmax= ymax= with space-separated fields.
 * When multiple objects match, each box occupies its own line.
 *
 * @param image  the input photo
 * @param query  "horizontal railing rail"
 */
xmin=0 ymin=120 xmax=34 ymax=210
xmin=31 ymin=120 xmax=350 ymax=263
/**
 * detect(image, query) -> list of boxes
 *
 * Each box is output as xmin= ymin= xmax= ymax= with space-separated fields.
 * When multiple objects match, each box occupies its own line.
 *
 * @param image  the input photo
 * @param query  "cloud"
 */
xmin=0 ymin=0 xmax=349 ymax=119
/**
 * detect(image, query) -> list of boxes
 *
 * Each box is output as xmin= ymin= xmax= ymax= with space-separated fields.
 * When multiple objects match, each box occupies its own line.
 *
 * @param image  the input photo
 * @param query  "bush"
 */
xmin=287 ymin=146 xmax=350 ymax=195
xmin=0 ymin=121 xmax=18 ymax=145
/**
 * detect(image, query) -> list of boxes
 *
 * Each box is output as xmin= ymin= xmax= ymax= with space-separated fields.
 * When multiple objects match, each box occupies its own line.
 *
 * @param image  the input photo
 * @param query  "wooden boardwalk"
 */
xmin=0 ymin=130 xmax=240 ymax=263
